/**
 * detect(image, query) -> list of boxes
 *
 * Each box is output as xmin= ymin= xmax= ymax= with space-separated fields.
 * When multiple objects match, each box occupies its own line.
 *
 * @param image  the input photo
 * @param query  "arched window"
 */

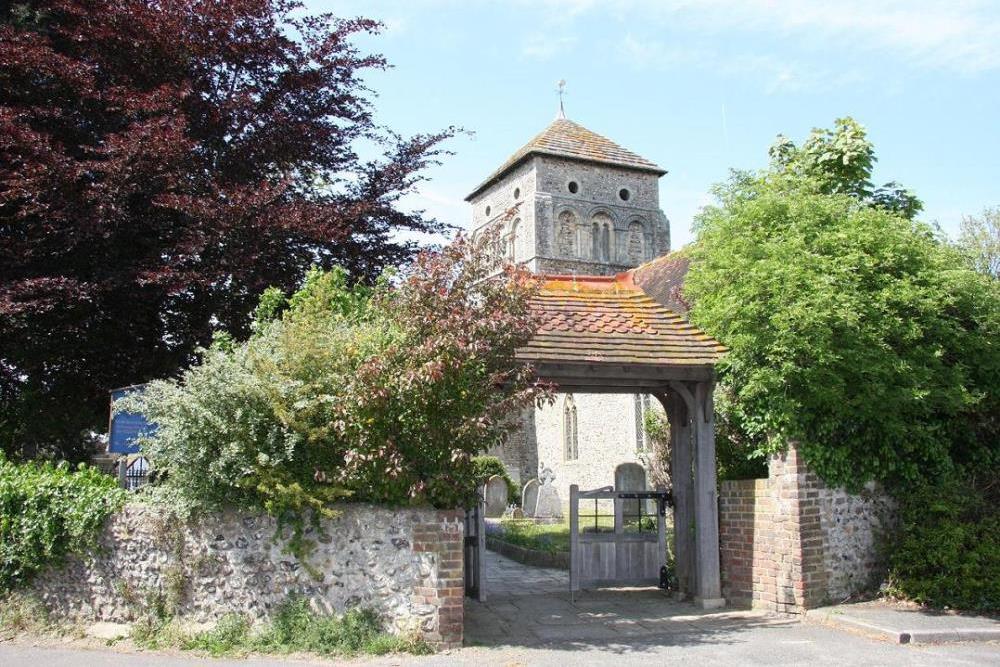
xmin=563 ymin=394 xmax=579 ymax=461
xmin=507 ymin=218 xmax=520 ymax=261
xmin=626 ymin=221 xmax=645 ymax=264
xmin=592 ymin=212 xmax=613 ymax=263
xmin=557 ymin=210 xmax=577 ymax=258
xmin=634 ymin=393 xmax=652 ymax=452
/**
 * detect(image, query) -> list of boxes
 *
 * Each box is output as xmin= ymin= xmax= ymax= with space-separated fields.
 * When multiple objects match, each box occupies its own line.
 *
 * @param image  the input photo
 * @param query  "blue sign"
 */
xmin=109 ymin=385 xmax=155 ymax=454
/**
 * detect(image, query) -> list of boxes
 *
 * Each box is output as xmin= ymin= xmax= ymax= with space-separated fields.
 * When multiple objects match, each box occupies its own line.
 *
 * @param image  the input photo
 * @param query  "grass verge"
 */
xmin=134 ymin=597 xmax=431 ymax=658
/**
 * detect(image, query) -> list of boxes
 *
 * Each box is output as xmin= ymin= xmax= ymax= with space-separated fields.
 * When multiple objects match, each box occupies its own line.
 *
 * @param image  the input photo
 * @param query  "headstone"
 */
xmin=615 ymin=462 xmax=648 ymax=519
xmin=521 ymin=478 xmax=540 ymax=517
xmin=484 ymin=475 xmax=508 ymax=518
xmin=533 ymin=467 xmax=563 ymax=523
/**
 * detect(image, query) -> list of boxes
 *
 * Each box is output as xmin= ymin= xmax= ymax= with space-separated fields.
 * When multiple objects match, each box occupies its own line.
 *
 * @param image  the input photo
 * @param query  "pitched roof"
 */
xmin=465 ymin=118 xmax=666 ymax=201
xmin=631 ymin=252 xmax=692 ymax=315
xmin=517 ymin=270 xmax=725 ymax=369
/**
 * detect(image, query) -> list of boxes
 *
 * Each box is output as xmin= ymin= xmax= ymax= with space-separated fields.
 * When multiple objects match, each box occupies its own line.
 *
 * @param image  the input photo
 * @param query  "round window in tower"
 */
xmin=619 ymin=188 xmax=631 ymax=201
xmin=485 ymin=205 xmax=491 ymax=216
xmin=514 ymin=187 xmax=521 ymax=199
xmin=567 ymin=181 xmax=579 ymax=194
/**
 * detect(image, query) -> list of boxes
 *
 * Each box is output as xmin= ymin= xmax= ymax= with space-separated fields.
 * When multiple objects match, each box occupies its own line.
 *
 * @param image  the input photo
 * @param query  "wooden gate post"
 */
xmin=656 ymin=390 xmax=694 ymax=599
xmin=569 ymin=484 xmax=580 ymax=592
xmin=692 ymin=380 xmax=724 ymax=609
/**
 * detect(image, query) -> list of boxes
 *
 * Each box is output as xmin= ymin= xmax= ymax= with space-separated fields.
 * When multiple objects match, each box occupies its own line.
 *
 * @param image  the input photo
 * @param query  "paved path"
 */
xmin=481 ymin=549 xmax=567 ymax=597
xmin=808 ymin=601 xmax=1000 ymax=644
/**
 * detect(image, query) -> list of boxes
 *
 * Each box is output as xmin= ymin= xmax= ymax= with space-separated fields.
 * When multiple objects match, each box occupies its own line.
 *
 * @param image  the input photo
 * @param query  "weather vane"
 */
xmin=556 ymin=79 xmax=567 ymax=119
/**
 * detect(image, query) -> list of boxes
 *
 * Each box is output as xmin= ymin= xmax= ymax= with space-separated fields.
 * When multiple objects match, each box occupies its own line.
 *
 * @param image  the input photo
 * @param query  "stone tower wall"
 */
xmin=468 ymin=156 xmax=670 ymax=276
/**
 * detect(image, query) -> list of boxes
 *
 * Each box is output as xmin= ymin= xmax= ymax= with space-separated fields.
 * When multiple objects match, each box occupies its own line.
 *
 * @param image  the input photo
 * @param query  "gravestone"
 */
xmin=615 ymin=462 xmax=648 ymax=519
xmin=521 ymin=478 xmax=540 ymax=517
xmin=484 ymin=475 xmax=508 ymax=518
xmin=533 ymin=467 xmax=562 ymax=523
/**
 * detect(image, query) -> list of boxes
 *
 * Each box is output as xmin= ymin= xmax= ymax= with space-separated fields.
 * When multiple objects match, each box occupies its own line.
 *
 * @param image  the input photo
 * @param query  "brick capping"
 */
xmin=718 ymin=443 xmax=895 ymax=614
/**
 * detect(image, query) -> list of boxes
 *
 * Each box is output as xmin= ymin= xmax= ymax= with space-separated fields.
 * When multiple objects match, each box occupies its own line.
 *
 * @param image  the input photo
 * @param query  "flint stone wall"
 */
xmin=31 ymin=504 xmax=465 ymax=648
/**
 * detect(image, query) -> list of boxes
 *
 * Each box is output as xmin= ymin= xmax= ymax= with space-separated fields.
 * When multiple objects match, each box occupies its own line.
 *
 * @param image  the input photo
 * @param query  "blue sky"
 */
xmin=312 ymin=0 xmax=1000 ymax=248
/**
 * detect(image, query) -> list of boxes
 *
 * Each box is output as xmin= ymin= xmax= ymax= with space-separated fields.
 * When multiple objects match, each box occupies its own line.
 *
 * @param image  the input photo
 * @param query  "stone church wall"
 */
xmin=531 ymin=393 xmax=654 ymax=508
xmin=718 ymin=443 xmax=895 ymax=613
xmin=30 ymin=504 xmax=465 ymax=648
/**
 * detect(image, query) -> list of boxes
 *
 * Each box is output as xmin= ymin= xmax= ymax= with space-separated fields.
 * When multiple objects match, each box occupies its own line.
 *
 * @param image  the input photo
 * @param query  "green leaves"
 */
xmin=0 ymin=455 xmax=125 ymax=591
xmin=125 ymin=233 xmax=546 ymax=522
xmin=686 ymin=165 xmax=999 ymax=490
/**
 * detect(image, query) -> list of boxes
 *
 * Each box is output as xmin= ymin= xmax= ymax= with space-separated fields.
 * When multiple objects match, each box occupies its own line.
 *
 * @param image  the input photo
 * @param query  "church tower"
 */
xmin=465 ymin=117 xmax=670 ymax=275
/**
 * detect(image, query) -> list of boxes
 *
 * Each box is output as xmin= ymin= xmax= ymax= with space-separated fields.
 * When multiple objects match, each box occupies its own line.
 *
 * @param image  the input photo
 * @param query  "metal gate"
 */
xmin=464 ymin=485 xmax=486 ymax=601
xmin=569 ymin=484 xmax=672 ymax=591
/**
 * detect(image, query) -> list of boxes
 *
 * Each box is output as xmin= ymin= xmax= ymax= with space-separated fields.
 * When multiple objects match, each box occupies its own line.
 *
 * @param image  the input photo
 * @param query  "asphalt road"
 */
xmin=2 ymin=624 xmax=999 ymax=667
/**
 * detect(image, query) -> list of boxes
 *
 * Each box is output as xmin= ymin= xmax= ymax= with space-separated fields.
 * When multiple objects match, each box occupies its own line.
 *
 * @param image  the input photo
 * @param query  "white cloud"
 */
xmin=540 ymin=0 xmax=1000 ymax=74
xmin=618 ymin=35 xmax=843 ymax=94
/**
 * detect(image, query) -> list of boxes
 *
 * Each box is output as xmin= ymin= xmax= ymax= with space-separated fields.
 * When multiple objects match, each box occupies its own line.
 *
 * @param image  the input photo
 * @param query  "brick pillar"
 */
xmin=768 ymin=443 xmax=827 ymax=612
xmin=718 ymin=442 xmax=829 ymax=614
xmin=411 ymin=510 xmax=465 ymax=648
xmin=718 ymin=478 xmax=758 ymax=605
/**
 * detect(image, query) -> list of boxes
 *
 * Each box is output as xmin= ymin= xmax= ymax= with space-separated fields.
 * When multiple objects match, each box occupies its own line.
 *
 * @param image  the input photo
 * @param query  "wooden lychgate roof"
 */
xmin=518 ymin=267 xmax=725 ymax=389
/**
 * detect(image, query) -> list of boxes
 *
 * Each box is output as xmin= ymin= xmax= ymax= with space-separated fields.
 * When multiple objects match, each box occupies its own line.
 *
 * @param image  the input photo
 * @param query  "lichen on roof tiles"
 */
xmin=518 ymin=269 xmax=726 ymax=368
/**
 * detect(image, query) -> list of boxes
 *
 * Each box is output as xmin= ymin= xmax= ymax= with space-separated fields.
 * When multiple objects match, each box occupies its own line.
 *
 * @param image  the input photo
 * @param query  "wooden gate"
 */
xmin=463 ymin=485 xmax=486 ymax=601
xmin=569 ymin=484 xmax=672 ymax=591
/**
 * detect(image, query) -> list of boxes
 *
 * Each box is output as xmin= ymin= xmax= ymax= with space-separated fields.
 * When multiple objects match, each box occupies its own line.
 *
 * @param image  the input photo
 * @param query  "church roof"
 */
xmin=465 ymin=118 xmax=666 ymax=201
xmin=517 ymin=269 xmax=724 ymax=370
xmin=631 ymin=251 xmax=691 ymax=315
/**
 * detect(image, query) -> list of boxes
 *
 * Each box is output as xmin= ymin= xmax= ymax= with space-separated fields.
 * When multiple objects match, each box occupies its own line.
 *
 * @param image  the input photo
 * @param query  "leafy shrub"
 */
xmin=0 ymin=455 xmax=125 ymax=591
xmin=887 ymin=476 xmax=999 ymax=612
xmin=122 ymin=234 xmax=547 ymax=526
xmin=471 ymin=456 xmax=518 ymax=505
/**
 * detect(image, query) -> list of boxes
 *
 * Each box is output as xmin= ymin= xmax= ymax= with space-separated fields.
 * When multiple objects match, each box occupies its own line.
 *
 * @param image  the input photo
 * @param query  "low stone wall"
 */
xmin=31 ymin=504 xmax=464 ymax=648
xmin=718 ymin=444 xmax=895 ymax=614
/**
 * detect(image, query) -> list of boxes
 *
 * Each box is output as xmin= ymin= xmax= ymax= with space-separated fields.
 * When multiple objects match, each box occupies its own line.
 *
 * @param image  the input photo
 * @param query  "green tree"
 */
xmin=769 ymin=117 xmax=922 ymax=218
xmin=957 ymin=206 xmax=1000 ymax=279
xmin=686 ymin=121 xmax=999 ymax=489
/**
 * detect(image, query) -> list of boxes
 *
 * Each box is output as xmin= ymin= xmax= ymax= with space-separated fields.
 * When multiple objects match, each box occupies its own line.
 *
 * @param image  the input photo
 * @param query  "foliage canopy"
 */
xmin=0 ymin=0 xmax=455 ymax=461
xmin=686 ymin=118 xmax=1000 ymax=489
xmin=123 ymin=234 xmax=548 ymax=520
xmin=957 ymin=206 xmax=1000 ymax=279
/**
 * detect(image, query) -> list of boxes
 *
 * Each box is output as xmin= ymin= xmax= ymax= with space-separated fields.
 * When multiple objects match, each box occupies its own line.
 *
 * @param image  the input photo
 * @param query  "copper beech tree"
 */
xmin=0 ymin=1 xmax=455 ymax=459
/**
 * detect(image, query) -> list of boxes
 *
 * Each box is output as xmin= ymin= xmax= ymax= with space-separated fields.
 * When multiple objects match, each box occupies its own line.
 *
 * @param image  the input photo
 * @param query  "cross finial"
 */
xmin=556 ymin=79 xmax=567 ymax=119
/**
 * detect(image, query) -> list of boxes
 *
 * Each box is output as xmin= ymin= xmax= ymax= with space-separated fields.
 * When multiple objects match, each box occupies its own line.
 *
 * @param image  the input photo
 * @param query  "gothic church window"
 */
xmin=634 ymin=393 xmax=652 ymax=452
xmin=563 ymin=394 xmax=579 ymax=461
xmin=557 ymin=210 xmax=577 ymax=258
xmin=627 ymin=221 xmax=645 ymax=264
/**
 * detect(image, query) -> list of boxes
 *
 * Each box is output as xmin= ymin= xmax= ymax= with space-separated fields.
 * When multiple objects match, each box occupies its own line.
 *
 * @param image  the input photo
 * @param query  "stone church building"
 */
xmin=467 ymin=116 xmax=676 ymax=506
